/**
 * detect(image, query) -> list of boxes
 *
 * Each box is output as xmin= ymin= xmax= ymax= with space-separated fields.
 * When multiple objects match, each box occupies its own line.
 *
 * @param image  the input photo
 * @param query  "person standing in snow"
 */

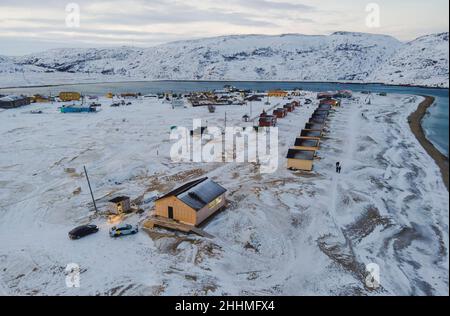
xmin=336 ymin=162 xmax=340 ymax=173
xmin=338 ymin=165 xmax=342 ymax=174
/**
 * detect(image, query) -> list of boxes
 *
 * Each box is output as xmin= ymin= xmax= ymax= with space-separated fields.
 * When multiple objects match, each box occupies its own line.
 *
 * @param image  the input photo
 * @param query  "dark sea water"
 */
xmin=1 ymin=81 xmax=448 ymax=156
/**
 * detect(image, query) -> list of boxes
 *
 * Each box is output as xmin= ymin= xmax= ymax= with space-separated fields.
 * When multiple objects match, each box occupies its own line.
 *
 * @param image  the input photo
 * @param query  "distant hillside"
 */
xmin=369 ymin=32 xmax=449 ymax=87
xmin=1 ymin=32 xmax=448 ymax=88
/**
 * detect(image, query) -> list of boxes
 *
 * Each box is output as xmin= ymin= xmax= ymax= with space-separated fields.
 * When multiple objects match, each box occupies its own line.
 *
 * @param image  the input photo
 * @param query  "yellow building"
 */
xmin=31 ymin=94 xmax=50 ymax=103
xmin=59 ymin=92 xmax=81 ymax=102
xmin=268 ymin=90 xmax=288 ymax=98
xmin=154 ymin=177 xmax=227 ymax=226
xmin=106 ymin=92 xmax=114 ymax=99
xmin=286 ymin=149 xmax=315 ymax=171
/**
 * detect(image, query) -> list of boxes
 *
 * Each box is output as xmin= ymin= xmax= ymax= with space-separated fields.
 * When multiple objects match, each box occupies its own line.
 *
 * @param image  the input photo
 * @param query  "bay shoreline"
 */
xmin=409 ymin=96 xmax=449 ymax=191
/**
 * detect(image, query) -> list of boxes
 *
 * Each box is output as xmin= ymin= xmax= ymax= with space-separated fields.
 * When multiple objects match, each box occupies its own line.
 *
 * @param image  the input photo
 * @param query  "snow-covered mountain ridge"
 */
xmin=1 ymin=32 xmax=448 ymax=88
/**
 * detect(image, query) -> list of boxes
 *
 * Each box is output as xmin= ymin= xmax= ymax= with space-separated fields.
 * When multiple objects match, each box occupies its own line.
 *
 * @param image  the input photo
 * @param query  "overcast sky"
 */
xmin=0 ymin=0 xmax=448 ymax=55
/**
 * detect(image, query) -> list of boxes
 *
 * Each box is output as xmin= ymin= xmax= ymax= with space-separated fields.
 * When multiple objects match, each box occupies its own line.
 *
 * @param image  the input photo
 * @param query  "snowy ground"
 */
xmin=0 ymin=92 xmax=448 ymax=296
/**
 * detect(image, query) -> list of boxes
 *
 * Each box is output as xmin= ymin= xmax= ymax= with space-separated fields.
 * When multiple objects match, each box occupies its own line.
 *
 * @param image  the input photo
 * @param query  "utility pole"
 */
xmin=83 ymin=166 xmax=98 ymax=213
xmin=224 ymin=111 xmax=227 ymax=129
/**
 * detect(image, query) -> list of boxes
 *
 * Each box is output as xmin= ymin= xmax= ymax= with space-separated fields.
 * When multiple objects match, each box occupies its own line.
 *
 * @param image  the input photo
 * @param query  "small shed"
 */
xmin=300 ymin=129 xmax=323 ymax=140
xmin=311 ymin=114 xmax=328 ymax=122
xmin=283 ymin=103 xmax=295 ymax=112
xmin=154 ymin=177 xmax=227 ymax=226
xmin=320 ymin=99 xmax=341 ymax=107
xmin=108 ymin=196 xmax=131 ymax=214
xmin=259 ymin=115 xmax=277 ymax=127
xmin=273 ymin=108 xmax=287 ymax=118
xmin=294 ymin=137 xmax=320 ymax=152
xmin=242 ymin=114 xmax=250 ymax=122
xmin=309 ymin=116 xmax=326 ymax=124
xmin=305 ymin=122 xmax=325 ymax=131
xmin=318 ymin=104 xmax=332 ymax=111
xmin=286 ymin=149 xmax=315 ymax=171
xmin=313 ymin=109 xmax=330 ymax=117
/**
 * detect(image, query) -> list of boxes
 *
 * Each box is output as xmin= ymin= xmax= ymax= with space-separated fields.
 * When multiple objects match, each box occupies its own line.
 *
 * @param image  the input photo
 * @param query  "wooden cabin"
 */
xmin=121 ymin=93 xmax=138 ymax=99
xmin=317 ymin=92 xmax=334 ymax=99
xmin=32 ymin=94 xmax=50 ymax=103
xmin=154 ymin=177 xmax=227 ymax=226
xmin=311 ymin=115 xmax=328 ymax=123
xmin=294 ymin=137 xmax=320 ymax=152
xmin=277 ymin=108 xmax=288 ymax=117
xmin=283 ymin=103 xmax=295 ymax=112
xmin=305 ymin=122 xmax=325 ymax=131
xmin=313 ymin=109 xmax=330 ymax=117
xmin=268 ymin=90 xmax=288 ymax=98
xmin=320 ymin=99 xmax=341 ymax=107
xmin=273 ymin=108 xmax=287 ymax=118
xmin=318 ymin=104 xmax=332 ymax=111
xmin=300 ymin=129 xmax=323 ymax=140
xmin=309 ymin=116 xmax=327 ymax=124
xmin=286 ymin=149 xmax=315 ymax=171
xmin=259 ymin=115 xmax=277 ymax=127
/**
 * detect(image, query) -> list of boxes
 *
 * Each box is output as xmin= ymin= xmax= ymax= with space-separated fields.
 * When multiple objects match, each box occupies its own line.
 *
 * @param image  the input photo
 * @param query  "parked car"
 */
xmin=69 ymin=225 xmax=99 ymax=240
xmin=109 ymin=224 xmax=138 ymax=238
xmin=305 ymin=99 xmax=312 ymax=105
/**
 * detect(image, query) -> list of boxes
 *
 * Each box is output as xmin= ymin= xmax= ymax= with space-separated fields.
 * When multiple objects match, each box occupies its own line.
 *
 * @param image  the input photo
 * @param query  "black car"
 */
xmin=69 ymin=225 xmax=99 ymax=240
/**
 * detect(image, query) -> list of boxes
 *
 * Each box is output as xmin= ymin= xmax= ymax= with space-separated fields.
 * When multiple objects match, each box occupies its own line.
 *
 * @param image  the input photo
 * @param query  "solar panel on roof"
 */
xmin=178 ymin=179 xmax=227 ymax=211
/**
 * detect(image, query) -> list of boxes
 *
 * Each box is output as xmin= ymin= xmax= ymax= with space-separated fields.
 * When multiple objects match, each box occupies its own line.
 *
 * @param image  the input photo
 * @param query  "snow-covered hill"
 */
xmin=369 ymin=33 xmax=449 ymax=87
xmin=1 ymin=32 xmax=448 ymax=88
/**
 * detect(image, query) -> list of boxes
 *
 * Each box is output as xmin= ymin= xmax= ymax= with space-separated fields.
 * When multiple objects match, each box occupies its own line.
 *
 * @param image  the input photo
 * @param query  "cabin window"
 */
xmin=208 ymin=196 xmax=223 ymax=209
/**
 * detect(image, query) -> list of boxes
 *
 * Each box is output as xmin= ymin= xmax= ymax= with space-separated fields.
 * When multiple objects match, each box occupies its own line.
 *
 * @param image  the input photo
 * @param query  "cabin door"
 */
xmin=168 ymin=207 xmax=174 ymax=219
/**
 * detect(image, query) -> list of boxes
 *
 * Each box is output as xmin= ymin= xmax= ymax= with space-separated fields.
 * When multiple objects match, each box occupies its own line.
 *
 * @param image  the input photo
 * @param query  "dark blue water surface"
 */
xmin=1 ymin=81 xmax=448 ymax=156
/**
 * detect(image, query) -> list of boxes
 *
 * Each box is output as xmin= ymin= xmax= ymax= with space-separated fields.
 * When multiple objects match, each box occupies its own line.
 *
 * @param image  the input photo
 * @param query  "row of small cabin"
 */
xmin=286 ymin=98 xmax=341 ymax=171
xmin=258 ymin=101 xmax=300 ymax=127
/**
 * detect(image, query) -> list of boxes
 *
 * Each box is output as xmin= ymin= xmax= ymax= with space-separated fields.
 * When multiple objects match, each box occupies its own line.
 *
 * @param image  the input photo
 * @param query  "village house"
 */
xmin=294 ymin=137 xmax=320 ymax=152
xmin=320 ymin=99 xmax=341 ymax=107
xmin=286 ymin=148 xmax=316 ymax=171
xmin=259 ymin=115 xmax=277 ymax=127
xmin=268 ymin=90 xmax=288 ymax=98
xmin=0 ymin=95 xmax=31 ymax=109
xmin=31 ymin=94 xmax=50 ymax=103
xmin=273 ymin=108 xmax=287 ymax=118
xmin=154 ymin=177 xmax=227 ymax=226
xmin=59 ymin=92 xmax=81 ymax=102
xmin=283 ymin=103 xmax=295 ymax=112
